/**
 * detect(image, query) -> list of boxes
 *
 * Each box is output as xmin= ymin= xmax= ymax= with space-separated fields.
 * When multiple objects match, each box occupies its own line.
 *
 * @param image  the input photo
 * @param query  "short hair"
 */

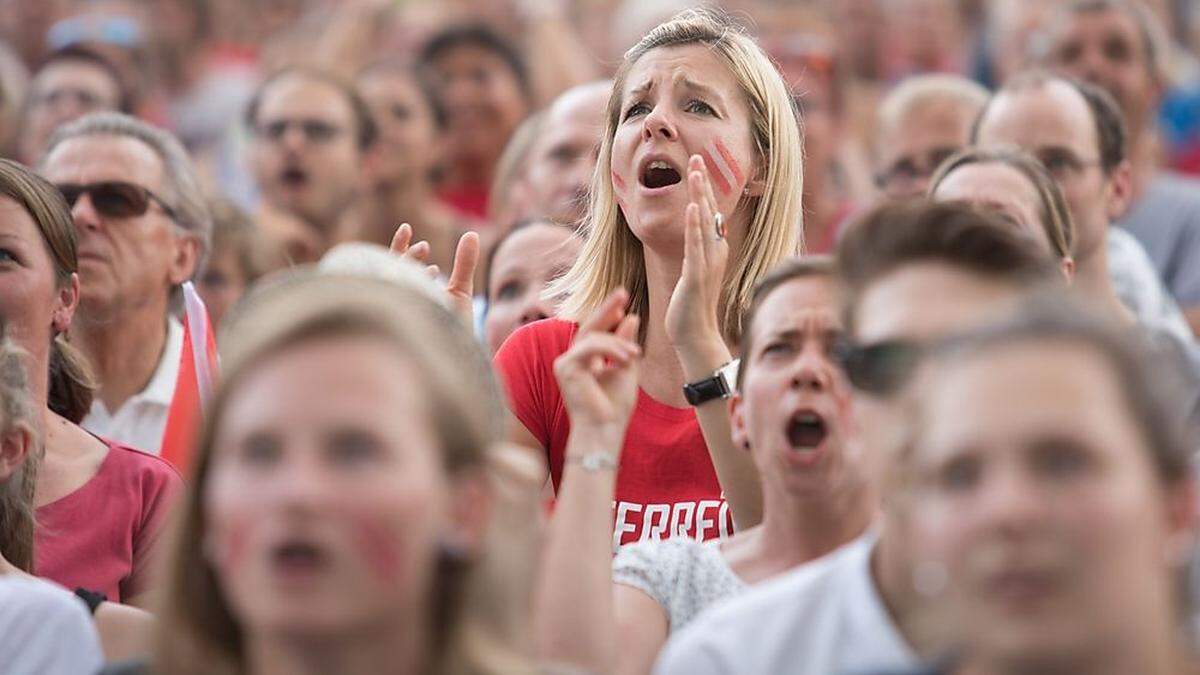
xmin=737 ymin=256 xmax=836 ymax=389
xmin=417 ymin=23 xmax=533 ymax=101
xmin=928 ymin=145 xmax=1076 ymax=259
xmin=34 ymin=44 xmax=134 ymax=113
xmin=1046 ymin=0 xmax=1169 ymax=84
xmin=973 ymin=69 xmax=1128 ymax=174
xmin=836 ymin=200 xmax=1060 ymax=332
xmin=876 ymin=74 xmax=990 ymax=152
xmin=44 ymin=112 xmax=213 ymax=273
xmin=243 ymin=66 xmax=378 ymax=151
xmin=921 ymin=298 xmax=1194 ymax=486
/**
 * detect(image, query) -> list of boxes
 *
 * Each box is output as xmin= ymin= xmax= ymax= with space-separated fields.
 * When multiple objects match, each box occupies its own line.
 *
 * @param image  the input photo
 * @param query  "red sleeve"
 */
xmin=492 ymin=319 xmax=576 ymax=451
xmin=120 ymin=447 xmax=184 ymax=600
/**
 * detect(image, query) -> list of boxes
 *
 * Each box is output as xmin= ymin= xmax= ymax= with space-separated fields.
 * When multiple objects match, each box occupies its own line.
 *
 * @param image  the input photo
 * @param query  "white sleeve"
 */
xmin=652 ymin=620 xmax=735 ymax=675
xmin=0 ymin=578 xmax=105 ymax=675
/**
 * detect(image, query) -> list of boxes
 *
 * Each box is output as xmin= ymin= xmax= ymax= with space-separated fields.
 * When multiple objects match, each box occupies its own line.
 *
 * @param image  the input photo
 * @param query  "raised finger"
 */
xmin=389 ymin=222 xmax=412 ymax=254
xmin=447 ymin=231 xmax=480 ymax=298
xmin=579 ymin=288 xmax=629 ymax=336
xmin=406 ymin=240 xmax=431 ymax=263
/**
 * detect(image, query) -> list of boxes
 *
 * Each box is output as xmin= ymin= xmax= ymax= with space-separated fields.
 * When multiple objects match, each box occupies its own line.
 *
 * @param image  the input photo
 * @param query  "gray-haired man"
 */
xmin=40 ymin=111 xmax=211 ymax=454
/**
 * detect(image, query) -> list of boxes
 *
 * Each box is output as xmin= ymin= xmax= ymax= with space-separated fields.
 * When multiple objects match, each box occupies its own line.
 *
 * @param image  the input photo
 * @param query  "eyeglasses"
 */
xmin=833 ymin=337 xmax=924 ymax=396
xmin=1034 ymin=149 xmax=1103 ymax=182
xmin=875 ymin=147 xmax=961 ymax=194
xmin=56 ymin=181 xmax=178 ymax=221
xmin=255 ymin=118 xmax=344 ymax=144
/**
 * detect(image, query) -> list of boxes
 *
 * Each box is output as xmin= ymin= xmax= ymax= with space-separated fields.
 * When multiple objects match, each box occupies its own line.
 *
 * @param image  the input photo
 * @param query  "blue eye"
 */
xmin=0 ymin=248 xmax=16 ymax=263
xmin=686 ymin=99 xmax=716 ymax=116
xmin=623 ymin=102 xmax=650 ymax=120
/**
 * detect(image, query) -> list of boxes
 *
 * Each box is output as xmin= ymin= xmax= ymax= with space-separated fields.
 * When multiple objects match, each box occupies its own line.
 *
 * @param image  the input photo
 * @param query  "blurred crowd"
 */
xmin=0 ymin=0 xmax=1199 ymax=674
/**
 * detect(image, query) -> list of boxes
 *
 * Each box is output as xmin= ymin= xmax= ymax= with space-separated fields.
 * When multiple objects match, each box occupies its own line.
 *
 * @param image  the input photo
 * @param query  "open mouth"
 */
xmin=640 ymin=159 xmax=682 ymax=189
xmin=271 ymin=540 xmax=327 ymax=573
xmin=786 ymin=410 xmax=827 ymax=451
xmin=280 ymin=166 xmax=309 ymax=188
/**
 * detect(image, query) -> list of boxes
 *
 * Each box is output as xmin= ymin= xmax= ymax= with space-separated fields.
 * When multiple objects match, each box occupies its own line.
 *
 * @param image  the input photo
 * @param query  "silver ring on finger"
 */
xmin=713 ymin=212 xmax=726 ymax=240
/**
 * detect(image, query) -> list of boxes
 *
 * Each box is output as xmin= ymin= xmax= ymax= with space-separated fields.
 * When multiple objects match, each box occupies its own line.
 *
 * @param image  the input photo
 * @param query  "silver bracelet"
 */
xmin=565 ymin=452 xmax=618 ymax=472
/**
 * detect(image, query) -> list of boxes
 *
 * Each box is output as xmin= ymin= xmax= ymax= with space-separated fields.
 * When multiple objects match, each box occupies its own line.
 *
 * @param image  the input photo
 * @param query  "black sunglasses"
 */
xmin=833 ymin=337 xmax=924 ymax=396
xmin=57 ymin=181 xmax=178 ymax=221
xmin=256 ymin=118 xmax=343 ymax=143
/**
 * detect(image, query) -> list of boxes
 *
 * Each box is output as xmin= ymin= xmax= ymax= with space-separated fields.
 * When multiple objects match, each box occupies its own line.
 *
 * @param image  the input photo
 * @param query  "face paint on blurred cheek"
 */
xmin=352 ymin=514 xmax=403 ymax=584
xmin=702 ymin=139 xmax=745 ymax=197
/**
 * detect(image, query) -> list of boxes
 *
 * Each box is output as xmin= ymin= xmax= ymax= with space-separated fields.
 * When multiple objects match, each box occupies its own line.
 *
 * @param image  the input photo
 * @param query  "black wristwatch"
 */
xmin=682 ymin=360 xmax=740 ymax=406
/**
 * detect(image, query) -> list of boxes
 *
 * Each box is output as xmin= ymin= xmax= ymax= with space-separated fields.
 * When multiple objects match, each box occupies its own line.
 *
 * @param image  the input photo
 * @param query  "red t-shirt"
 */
xmin=494 ymin=318 xmax=734 ymax=547
xmin=35 ymin=439 xmax=183 ymax=602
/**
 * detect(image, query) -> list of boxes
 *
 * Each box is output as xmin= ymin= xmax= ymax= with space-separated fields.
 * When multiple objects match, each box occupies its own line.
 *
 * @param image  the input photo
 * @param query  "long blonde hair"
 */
xmin=552 ymin=9 xmax=804 ymax=343
xmin=153 ymin=271 xmax=524 ymax=675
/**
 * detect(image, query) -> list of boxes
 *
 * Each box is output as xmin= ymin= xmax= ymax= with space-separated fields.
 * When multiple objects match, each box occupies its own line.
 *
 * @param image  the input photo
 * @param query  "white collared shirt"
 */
xmin=82 ymin=317 xmax=182 ymax=455
xmin=654 ymin=533 xmax=919 ymax=675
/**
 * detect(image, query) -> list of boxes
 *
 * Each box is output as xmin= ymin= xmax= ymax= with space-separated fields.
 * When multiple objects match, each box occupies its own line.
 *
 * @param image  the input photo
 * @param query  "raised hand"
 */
xmin=390 ymin=222 xmax=479 ymax=326
xmin=554 ymin=289 xmax=641 ymax=441
xmin=665 ymin=154 xmax=730 ymax=352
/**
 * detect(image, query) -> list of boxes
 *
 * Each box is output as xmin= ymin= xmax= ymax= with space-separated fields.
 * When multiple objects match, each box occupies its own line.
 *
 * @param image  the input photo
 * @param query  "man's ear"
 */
xmin=1104 ymin=159 xmax=1134 ymax=222
xmin=729 ymin=393 xmax=750 ymax=452
xmin=0 ymin=424 xmax=33 ymax=484
xmin=169 ymin=233 xmax=202 ymax=286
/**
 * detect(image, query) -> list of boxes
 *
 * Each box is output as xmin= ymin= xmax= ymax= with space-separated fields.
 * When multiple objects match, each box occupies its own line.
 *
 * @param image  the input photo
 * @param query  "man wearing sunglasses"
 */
xmin=656 ymin=201 xmax=1060 ymax=675
xmin=40 ymin=112 xmax=211 ymax=455
xmin=245 ymin=66 xmax=377 ymax=262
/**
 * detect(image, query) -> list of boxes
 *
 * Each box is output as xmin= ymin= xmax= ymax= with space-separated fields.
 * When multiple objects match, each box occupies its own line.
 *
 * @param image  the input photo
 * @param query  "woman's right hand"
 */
xmin=553 ymin=289 xmax=641 ymax=442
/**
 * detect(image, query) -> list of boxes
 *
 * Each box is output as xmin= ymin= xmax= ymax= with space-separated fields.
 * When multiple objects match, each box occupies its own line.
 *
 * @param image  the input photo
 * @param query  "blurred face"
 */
xmin=484 ymin=223 xmax=581 ymax=354
xmin=41 ymin=135 xmax=195 ymax=318
xmin=427 ymin=44 xmax=529 ymax=172
xmin=522 ymin=83 xmax=609 ymax=225
xmin=932 ymin=163 xmax=1053 ymax=255
xmin=876 ymin=100 xmax=977 ymax=199
xmin=1047 ymin=8 xmax=1160 ymax=136
xmin=206 ymin=336 xmax=467 ymax=633
xmin=196 ymin=245 xmax=245 ymax=331
xmin=732 ymin=275 xmax=862 ymax=497
xmin=851 ymin=263 xmax=1027 ymax=486
xmin=0 ymin=197 xmax=76 ymax=390
xmin=906 ymin=341 xmax=1186 ymax=668
xmin=975 ymin=84 xmax=1112 ymax=263
xmin=248 ymin=75 xmax=364 ymax=234
xmin=20 ymin=60 xmax=122 ymax=164
xmin=358 ymin=70 xmax=439 ymax=189
xmin=612 ymin=44 xmax=760 ymax=256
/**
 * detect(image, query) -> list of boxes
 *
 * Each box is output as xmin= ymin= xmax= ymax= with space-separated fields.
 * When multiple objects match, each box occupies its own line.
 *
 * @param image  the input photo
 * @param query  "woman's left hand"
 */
xmin=665 ymin=154 xmax=730 ymax=355
xmin=390 ymin=223 xmax=480 ymax=327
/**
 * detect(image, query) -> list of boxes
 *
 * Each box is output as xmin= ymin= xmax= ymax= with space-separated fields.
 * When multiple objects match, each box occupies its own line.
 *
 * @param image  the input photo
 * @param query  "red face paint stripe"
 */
xmin=352 ymin=517 xmax=402 ymax=584
xmin=713 ymin=139 xmax=745 ymax=185
xmin=702 ymin=149 xmax=734 ymax=196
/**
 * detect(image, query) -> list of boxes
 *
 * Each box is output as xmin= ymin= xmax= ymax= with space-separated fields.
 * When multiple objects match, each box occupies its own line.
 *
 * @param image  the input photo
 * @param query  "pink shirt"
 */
xmin=35 ymin=439 xmax=183 ymax=602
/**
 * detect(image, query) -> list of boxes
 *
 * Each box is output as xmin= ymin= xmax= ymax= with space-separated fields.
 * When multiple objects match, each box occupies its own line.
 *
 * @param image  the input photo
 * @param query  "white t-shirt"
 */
xmin=82 ymin=317 xmax=182 ymax=455
xmin=0 ymin=576 xmax=104 ymax=675
xmin=612 ymin=537 xmax=747 ymax=632
xmin=654 ymin=534 xmax=918 ymax=675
